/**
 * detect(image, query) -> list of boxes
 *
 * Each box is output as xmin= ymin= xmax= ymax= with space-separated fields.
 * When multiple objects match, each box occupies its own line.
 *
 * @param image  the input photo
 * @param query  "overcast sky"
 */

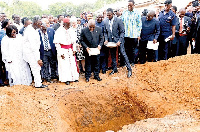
xmin=20 ymin=0 xmax=97 ymax=10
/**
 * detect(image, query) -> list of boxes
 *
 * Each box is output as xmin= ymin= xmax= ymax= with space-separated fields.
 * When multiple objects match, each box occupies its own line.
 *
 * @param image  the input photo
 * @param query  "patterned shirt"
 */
xmin=121 ymin=9 xmax=142 ymax=38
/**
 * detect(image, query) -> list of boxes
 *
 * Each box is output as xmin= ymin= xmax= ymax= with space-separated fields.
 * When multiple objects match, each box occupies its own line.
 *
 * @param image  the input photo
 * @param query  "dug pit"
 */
xmin=0 ymin=54 xmax=200 ymax=131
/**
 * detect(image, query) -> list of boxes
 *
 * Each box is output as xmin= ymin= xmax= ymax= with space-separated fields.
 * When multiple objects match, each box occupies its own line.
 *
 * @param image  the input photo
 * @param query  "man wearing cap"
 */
xmin=54 ymin=18 xmax=79 ymax=85
xmin=158 ymin=0 xmax=177 ymax=60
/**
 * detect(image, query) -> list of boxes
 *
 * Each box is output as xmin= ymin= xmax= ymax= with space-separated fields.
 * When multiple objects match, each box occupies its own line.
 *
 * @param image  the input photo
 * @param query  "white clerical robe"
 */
xmin=54 ymin=26 xmax=79 ymax=82
xmin=1 ymin=35 xmax=32 ymax=86
xmin=23 ymin=25 xmax=42 ymax=87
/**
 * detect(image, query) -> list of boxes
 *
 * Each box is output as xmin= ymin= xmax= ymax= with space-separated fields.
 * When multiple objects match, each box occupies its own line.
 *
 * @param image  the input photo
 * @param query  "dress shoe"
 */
xmin=65 ymin=81 xmax=70 ymax=85
xmin=46 ymin=79 xmax=51 ymax=82
xmin=86 ymin=78 xmax=89 ymax=82
xmin=127 ymin=70 xmax=132 ymax=78
xmin=74 ymin=80 xmax=79 ymax=82
xmin=35 ymin=84 xmax=48 ymax=88
xmin=102 ymin=70 xmax=106 ymax=74
xmin=94 ymin=77 xmax=102 ymax=81
xmin=109 ymin=70 xmax=118 ymax=75
xmin=131 ymin=63 xmax=135 ymax=67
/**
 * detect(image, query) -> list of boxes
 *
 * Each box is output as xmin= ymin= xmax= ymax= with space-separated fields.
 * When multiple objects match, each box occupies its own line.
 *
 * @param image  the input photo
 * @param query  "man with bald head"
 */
xmin=140 ymin=10 xmax=160 ymax=64
xmin=176 ymin=8 xmax=191 ymax=56
xmin=80 ymin=19 xmax=103 ymax=82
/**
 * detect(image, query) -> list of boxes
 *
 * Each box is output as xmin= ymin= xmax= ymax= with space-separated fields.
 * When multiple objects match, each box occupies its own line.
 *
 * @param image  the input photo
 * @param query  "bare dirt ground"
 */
xmin=0 ymin=54 xmax=200 ymax=132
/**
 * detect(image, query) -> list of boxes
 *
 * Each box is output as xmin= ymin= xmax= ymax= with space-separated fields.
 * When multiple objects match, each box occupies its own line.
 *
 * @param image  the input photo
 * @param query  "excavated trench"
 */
xmin=1 ymin=54 xmax=200 ymax=132
xmin=57 ymin=87 xmax=162 ymax=132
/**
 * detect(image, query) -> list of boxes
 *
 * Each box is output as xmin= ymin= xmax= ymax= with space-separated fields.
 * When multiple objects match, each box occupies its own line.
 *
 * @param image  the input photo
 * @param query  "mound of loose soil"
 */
xmin=0 ymin=54 xmax=200 ymax=132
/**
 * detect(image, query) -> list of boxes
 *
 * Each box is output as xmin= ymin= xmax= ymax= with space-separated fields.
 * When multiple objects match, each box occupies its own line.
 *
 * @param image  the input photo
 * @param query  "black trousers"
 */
xmin=158 ymin=36 xmax=170 ymax=60
xmin=124 ymin=37 xmax=138 ymax=64
xmin=85 ymin=54 xmax=100 ymax=79
xmin=110 ymin=42 xmax=132 ymax=71
xmin=42 ymin=50 xmax=57 ymax=80
xmin=139 ymin=40 xmax=155 ymax=64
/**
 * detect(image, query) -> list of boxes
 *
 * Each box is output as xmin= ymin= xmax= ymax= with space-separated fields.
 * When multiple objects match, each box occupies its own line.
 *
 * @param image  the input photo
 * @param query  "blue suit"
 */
xmin=19 ymin=26 xmax=25 ymax=35
xmin=39 ymin=27 xmax=57 ymax=80
xmin=104 ymin=17 xmax=131 ymax=71
xmin=158 ymin=10 xmax=177 ymax=60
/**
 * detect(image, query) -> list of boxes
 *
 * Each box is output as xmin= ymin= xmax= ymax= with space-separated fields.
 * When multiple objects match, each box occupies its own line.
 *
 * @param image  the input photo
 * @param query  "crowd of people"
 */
xmin=0 ymin=0 xmax=199 ymax=88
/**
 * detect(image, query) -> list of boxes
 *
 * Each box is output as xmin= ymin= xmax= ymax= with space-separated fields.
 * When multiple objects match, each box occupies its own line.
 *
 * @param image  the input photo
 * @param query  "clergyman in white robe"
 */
xmin=54 ymin=26 xmax=79 ymax=82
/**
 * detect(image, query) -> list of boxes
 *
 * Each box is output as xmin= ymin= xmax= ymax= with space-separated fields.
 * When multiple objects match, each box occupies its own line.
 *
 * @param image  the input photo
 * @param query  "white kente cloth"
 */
xmin=54 ymin=26 xmax=79 ymax=82
xmin=1 ymin=35 xmax=32 ymax=86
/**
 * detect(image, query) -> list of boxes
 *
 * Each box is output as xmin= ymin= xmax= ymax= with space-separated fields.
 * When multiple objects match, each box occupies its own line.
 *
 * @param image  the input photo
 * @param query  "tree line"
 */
xmin=0 ymin=0 xmax=121 ymax=18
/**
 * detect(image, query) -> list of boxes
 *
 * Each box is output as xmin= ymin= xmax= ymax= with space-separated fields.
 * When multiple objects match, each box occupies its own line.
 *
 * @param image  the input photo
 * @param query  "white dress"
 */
xmin=54 ymin=26 xmax=79 ymax=82
xmin=1 ymin=35 xmax=32 ymax=86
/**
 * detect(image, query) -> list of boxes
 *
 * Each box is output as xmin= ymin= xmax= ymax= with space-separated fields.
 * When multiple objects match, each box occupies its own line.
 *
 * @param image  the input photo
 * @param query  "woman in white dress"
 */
xmin=1 ymin=25 xmax=32 ymax=86
xmin=54 ymin=18 xmax=79 ymax=85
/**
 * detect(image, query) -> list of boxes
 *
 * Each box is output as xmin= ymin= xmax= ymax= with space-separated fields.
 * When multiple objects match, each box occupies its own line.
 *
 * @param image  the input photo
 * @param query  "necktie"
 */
xmin=109 ymin=20 xmax=112 ymax=32
xmin=44 ymin=33 xmax=49 ymax=51
xmin=179 ymin=18 xmax=183 ymax=33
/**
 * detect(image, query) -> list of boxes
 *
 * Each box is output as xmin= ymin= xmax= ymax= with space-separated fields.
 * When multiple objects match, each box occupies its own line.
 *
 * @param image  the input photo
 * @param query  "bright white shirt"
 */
xmin=23 ymin=25 xmax=41 ymax=61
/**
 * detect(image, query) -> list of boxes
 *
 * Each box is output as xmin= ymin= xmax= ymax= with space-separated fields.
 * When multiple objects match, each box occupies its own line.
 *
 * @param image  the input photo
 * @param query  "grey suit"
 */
xmin=80 ymin=26 xmax=103 ymax=79
xmin=104 ymin=17 xmax=131 ymax=71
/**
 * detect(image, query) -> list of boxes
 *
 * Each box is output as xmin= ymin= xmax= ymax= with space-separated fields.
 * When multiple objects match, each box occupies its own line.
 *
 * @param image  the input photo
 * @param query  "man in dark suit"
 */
xmin=52 ymin=15 xmax=64 ymax=31
xmin=39 ymin=21 xmax=57 ymax=82
xmin=19 ymin=17 xmax=32 ymax=36
xmin=175 ymin=8 xmax=192 ymax=56
xmin=140 ymin=10 xmax=160 ymax=64
xmin=104 ymin=8 xmax=132 ymax=78
xmin=80 ymin=19 xmax=103 ymax=82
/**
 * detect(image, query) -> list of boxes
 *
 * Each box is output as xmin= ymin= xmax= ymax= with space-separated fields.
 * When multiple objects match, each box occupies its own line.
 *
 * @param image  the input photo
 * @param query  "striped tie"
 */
xmin=44 ymin=33 xmax=49 ymax=51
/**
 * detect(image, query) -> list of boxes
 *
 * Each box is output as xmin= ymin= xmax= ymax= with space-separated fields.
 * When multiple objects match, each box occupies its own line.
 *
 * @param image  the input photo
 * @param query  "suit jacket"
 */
xmin=80 ymin=26 xmax=103 ymax=50
xmin=104 ymin=17 xmax=125 ymax=44
xmin=39 ymin=27 xmax=56 ymax=60
xmin=175 ymin=16 xmax=192 ymax=34
xmin=52 ymin=23 xmax=60 ymax=31
xmin=19 ymin=26 xmax=25 ymax=35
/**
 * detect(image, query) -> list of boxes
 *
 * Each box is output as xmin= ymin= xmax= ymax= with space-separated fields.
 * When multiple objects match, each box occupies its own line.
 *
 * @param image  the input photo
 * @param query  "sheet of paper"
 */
xmin=88 ymin=48 xmax=100 ymax=56
xmin=106 ymin=42 xmax=117 ymax=48
xmin=147 ymin=41 xmax=159 ymax=50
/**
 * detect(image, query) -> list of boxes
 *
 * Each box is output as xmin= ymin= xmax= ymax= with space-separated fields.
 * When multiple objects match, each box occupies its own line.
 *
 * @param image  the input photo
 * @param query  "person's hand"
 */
xmin=73 ymin=51 xmax=76 ymax=55
xmin=192 ymin=38 xmax=195 ymax=41
xmin=153 ymin=39 xmax=157 ymax=44
xmin=86 ymin=47 xmax=90 ymax=54
xmin=8 ymin=61 xmax=12 ymax=63
xmin=98 ymin=45 xmax=101 ymax=50
xmin=104 ymin=40 xmax=108 ymax=45
xmin=187 ymin=27 xmax=190 ymax=32
xmin=170 ymin=35 xmax=175 ymax=41
xmin=116 ymin=41 xmax=121 ymax=46
xmin=61 ymin=54 xmax=65 ymax=59
xmin=38 ymin=60 xmax=43 ymax=67
xmin=138 ymin=37 xmax=141 ymax=40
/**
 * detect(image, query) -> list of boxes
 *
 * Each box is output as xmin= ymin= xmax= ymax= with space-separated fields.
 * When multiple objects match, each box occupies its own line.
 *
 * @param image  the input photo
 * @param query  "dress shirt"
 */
xmin=158 ymin=10 xmax=177 ymax=38
xmin=41 ymin=32 xmax=51 ymax=50
xmin=121 ymin=9 xmax=142 ymax=38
